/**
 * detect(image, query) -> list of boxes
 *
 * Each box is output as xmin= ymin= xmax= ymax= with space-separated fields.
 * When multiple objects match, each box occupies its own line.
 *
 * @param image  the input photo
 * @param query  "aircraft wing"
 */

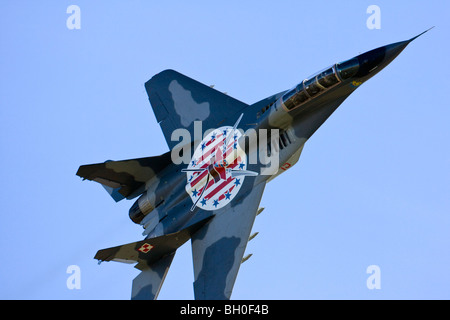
xmin=145 ymin=69 xmax=249 ymax=150
xmin=76 ymin=151 xmax=172 ymax=202
xmin=191 ymin=179 xmax=266 ymax=300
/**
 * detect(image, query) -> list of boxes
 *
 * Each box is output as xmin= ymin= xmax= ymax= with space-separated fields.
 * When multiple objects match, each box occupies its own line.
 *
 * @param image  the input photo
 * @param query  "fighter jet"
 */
xmin=77 ymin=29 xmax=430 ymax=300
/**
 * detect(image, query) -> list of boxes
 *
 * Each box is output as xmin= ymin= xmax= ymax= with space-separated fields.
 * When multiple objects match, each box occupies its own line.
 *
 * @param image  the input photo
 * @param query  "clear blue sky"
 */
xmin=1 ymin=1 xmax=449 ymax=299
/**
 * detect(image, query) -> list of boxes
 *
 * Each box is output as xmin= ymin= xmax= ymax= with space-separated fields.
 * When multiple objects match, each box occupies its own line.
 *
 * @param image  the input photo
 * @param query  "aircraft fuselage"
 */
xmin=134 ymin=39 xmax=413 ymax=240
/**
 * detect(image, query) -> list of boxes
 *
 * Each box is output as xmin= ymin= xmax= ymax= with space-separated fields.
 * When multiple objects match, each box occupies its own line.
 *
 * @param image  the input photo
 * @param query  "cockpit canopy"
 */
xmin=282 ymin=44 xmax=387 ymax=112
xmin=335 ymin=58 xmax=359 ymax=80
xmin=282 ymin=65 xmax=341 ymax=111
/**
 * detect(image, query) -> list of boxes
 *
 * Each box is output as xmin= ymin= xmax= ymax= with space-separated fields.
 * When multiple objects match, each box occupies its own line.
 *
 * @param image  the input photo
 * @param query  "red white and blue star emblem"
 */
xmin=182 ymin=114 xmax=258 ymax=211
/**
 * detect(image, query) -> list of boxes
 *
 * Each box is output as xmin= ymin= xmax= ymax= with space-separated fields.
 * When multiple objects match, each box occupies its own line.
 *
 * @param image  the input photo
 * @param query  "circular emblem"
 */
xmin=184 ymin=126 xmax=248 ymax=211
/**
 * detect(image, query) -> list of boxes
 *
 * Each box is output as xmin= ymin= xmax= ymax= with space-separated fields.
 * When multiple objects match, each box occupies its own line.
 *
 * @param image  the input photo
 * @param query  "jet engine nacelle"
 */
xmin=129 ymin=190 xmax=160 ymax=224
xmin=128 ymin=171 xmax=186 ymax=224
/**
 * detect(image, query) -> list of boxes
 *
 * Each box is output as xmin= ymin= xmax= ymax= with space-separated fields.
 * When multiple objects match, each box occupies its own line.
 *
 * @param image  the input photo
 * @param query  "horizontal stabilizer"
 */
xmin=95 ymin=217 xmax=212 ymax=270
xmin=95 ymin=231 xmax=188 ymax=271
xmin=76 ymin=151 xmax=173 ymax=201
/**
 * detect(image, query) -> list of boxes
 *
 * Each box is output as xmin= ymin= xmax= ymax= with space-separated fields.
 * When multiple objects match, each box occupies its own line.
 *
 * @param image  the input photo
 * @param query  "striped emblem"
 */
xmin=185 ymin=126 xmax=246 ymax=211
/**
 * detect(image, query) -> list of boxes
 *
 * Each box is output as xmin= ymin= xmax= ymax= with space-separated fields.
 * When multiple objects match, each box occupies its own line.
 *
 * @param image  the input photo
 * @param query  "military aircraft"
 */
xmin=77 ymin=29 xmax=431 ymax=300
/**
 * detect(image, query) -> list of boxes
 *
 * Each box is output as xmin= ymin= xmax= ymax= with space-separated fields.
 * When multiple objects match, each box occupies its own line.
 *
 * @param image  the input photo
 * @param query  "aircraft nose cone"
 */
xmin=354 ymin=28 xmax=433 ymax=80
xmin=335 ymin=42 xmax=407 ymax=80
xmin=381 ymin=40 xmax=410 ymax=68
xmin=354 ymin=46 xmax=387 ymax=78
xmin=354 ymin=40 xmax=409 ymax=79
xmin=336 ymin=29 xmax=432 ymax=82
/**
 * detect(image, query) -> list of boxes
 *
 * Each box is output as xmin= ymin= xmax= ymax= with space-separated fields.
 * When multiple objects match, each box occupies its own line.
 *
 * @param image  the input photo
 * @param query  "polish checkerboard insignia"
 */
xmin=138 ymin=243 xmax=153 ymax=253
